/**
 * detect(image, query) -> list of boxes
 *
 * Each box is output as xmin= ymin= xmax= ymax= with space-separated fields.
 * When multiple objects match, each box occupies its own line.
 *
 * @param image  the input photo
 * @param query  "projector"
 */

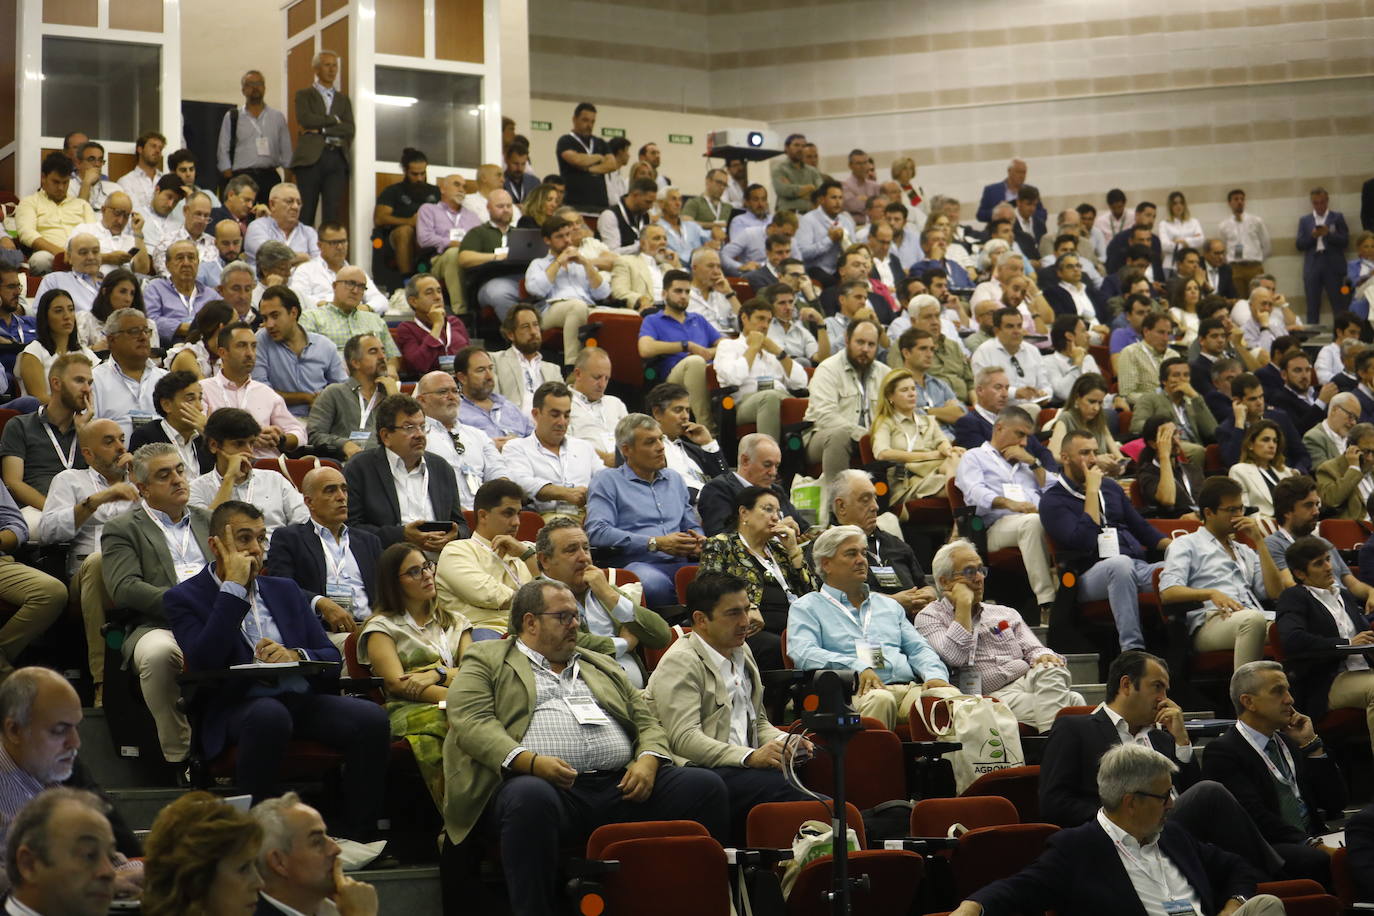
xmin=705 ymin=128 xmax=782 ymax=162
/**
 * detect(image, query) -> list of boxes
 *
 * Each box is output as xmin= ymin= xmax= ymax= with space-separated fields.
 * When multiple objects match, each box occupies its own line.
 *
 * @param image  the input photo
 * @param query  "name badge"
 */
xmin=462 ymin=469 xmax=482 ymax=496
xmin=255 ymin=136 xmax=271 ymax=157
xmin=349 ymin=430 xmax=371 ymax=443
xmin=438 ymin=354 xmax=456 ymax=372
xmin=174 ymin=562 xmax=202 ymax=582
xmin=757 ymin=377 xmax=776 ymax=391
xmin=956 ymin=666 xmax=982 ymax=697
xmin=129 ymin=410 xmax=158 ymax=427
xmin=494 ymin=247 xmax=509 ymax=258
xmin=1162 ymin=900 xmax=1198 ymax=916
xmin=1002 ymin=484 xmax=1026 ymax=502
xmin=1097 ymin=528 xmax=1120 ymax=559
xmin=854 ymin=639 xmax=874 ymax=670
xmin=449 ymin=228 xmax=467 ymax=243
xmin=870 ymin=565 xmax=902 ymax=590
xmin=565 ymin=695 xmax=611 ymax=726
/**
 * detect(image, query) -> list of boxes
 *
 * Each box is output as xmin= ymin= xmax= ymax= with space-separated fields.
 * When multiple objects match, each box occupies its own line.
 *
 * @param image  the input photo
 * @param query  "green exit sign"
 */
xmin=600 ymin=127 xmax=626 ymax=138
xmin=530 ymin=120 xmax=551 ymax=131
xmin=668 ymin=134 xmax=693 ymax=145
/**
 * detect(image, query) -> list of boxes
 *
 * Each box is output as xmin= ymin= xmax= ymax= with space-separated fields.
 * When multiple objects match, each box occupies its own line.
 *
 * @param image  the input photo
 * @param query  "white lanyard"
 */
xmin=117 ymin=365 xmax=150 ymax=401
xmin=240 ymin=585 xmax=268 ymax=645
xmin=418 ymin=318 xmax=450 ymax=349
xmin=158 ymin=515 xmax=196 ymax=566
xmin=319 ymin=528 xmax=351 ymax=581
xmin=176 ymin=288 xmax=195 ymax=314
xmin=702 ymin=197 xmax=723 ymax=222
xmin=405 ymin=613 xmax=455 ymax=669
xmin=357 ymin=386 xmax=381 ymax=429
xmin=1249 ymin=732 xmax=1302 ymax=795
xmin=567 ymin=132 xmax=595 ymax=155
xmin=743 ymin=537 xmax=793 ymax=597
xmin=820 ymin=588 xmax=873 ymax=640
xmin=41 ymin=417 xmax=77 ymax=470
xmin=523 ymin=358 xmax=542 ymax=392
xmin=480 ymin=538 xmax=525 ymax=587
xmin=1110 ymin=837 xmax=1184 ymax=904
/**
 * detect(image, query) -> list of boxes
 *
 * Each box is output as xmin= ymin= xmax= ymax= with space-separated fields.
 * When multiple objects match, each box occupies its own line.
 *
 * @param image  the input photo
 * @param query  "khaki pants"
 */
xmin=431 ymin=248 xmax=465 ymax=313
xmin=855 ymin=683 xmax=927 ymax=730
xmin=736 ymin=388 xmax=787 ymax=442
xmin=985 ymin=513 xmax=1056 ymax=605
xmin=541 ymin=299 xmax=590 ymax=366
xmin=76 ymin=553 xmax=112 ymax=692
xmin=806 ymin=427 xmax=858 ymax=527
xmin=666 ymin=354 xmax=716 ymax=436
xmin=1193 ymin=608 xmax=1269 ymax=669
xmin=131 ymin=628 xmax=191 ymax=763
xmin=1233 ymin=896 xmax=1286 ymax=916
xmin=991 ymin=664 xmax=1087 ymax=733
xmin=0 ymin=555 xmax=65 ymax=681
xmin=1328 ymin=668 xmax=1374 ymax=757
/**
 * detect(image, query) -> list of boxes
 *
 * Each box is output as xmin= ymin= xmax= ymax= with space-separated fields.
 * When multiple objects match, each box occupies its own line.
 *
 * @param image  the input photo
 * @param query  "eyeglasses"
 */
xmin=400 ymin=561 xmax=436 ymax=581
xmin=1335 ymin=404 xmax=1360 ymax=421
xmin=1132 ymin=787 xmax=1177 ymax=804
xmin=387 ymin=423 xmax=426 ymax=435
xmin=533 ymin=610 xmax=580 ymax=625
xmin=113 ymin=327 xmax=151 ymax=338
xmin=955 ymin=566 xmax=989 ymax=579
xmin=336 ymin=280 xmax=367 ymax=290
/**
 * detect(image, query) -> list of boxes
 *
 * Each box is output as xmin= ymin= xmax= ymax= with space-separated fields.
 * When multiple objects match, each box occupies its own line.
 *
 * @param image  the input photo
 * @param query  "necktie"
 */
xmin=1265 ymin=736 xmax=1309 ymax=822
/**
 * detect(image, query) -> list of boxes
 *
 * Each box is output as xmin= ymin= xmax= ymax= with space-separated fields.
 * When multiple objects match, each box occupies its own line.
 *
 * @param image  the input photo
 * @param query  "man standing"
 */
xmin=217 ymin=70 xmax=293 ymax=200
xmin=555 ymin=103 xmax=616 ymax=212
xmin=1219 ymin=189 xmax=1272 ymax=264
xmin=253 ymin=286 xmax=348 ymax=419
xmin=1296 ymin=187 xmax=1350 ymax=323
xmin=804 ymin=320 xmax=881 ymax=525
xmin=290 ymin=50 xmax=354 ymax=227
xmin=771 ymin=134 xmax=822 ymax=214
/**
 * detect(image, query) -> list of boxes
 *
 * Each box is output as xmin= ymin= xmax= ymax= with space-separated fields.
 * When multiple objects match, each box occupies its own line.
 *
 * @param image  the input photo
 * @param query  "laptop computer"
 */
xmin=505 ymin=227 xmax=547 ymax=262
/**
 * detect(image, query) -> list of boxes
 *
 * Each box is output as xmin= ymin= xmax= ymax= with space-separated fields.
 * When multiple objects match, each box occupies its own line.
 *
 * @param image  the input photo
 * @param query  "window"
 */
xmin=41 ymin=38 xmax=161 ymax=142
xmin=374 ymin=67 xmax=482 ymax=170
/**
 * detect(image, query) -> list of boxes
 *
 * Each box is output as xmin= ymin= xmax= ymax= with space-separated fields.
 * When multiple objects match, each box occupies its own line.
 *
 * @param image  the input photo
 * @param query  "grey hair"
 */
xmin=251 ymin=791 xmax=304 ymax=867
xmin=0 ymin=667 xmax=65 ymax=730
xmin=534 ymin=517 xmax=583 ymax=561
xmin=404 ymin=273 xmax=439 ymax=300
xmin=1229 ymin=659 xmax=1284 ymax=714
xmin=131 ymin=442 xmax=179 ymax=484
xmin=510 ymin=579 xmax=574 ymax=633
xmin=1330 ymin=392 xmax=1360 ymax=417
xmin=256 ymin=241 xmax=296 ymax=277
xmin=268 ymin=182 xmax=300 ymax=201
xmin=103 ymin=308 xmax=144 ymax=338
xmin=811 ymin=524 xmax=865 ymax=563
xmin=1342 ymin=338 xmax=1366 ymax=357
xmin=691 ymin=245 xmax=718 ymax=264
xmin=1248 ymin=273 xmax=1277 ymax=292
xmin=312 ymin=49 xmax=339 ymax=67
xmin=930 ymin=538 xmax=980 ymax=597
xmin=6 ymin=788 xmax=109 ymax=884
xmin=185 ymin=191 xmax=212 ymax=210
xmin=910 ymin=294 xmax=941 ymax=316
xmin=573 ymin=346 xmax=609 ymax=371
xmin=994 ymin=405 xmax=1034 ymax=429
xmin=1352 ymin=422 xmax=1374 ymax=445
xmin=974 ymin=365 xmax=1008 ymax=387
xmin=219 ymin=260 xmax=254 ymax=286
xmin=831 ymin=468 xmax=874 ymax=506
xmin=738 ymin=432 xmax=777 ymax=462
xmin=1097 ymin=743 xmax=1178 ymax=811
xmin=614 ymin=413 xmax=659 ymax=450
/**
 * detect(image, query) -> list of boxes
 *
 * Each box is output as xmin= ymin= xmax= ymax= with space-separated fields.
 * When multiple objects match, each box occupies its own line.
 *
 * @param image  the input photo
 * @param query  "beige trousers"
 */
xmin=855 ymin=683 xmax=926 ymax=730
xmin=1193 ymin=608 xmax=1269 ymax=669
xmin=991 ymin=664 xmax=1087 ymax=733
xmin=985 ymin=513 xmax=1056 ymax=605
xmin=666 ymin=354 xmax=716 ymax=436
xmin=131 ymin=628 xmax=191 ymax=763
xmin=1328 ymin=668 xmax=1374 ymax=757
xmin=76 ymin=553 xmax=112 ymax=690
xmin=736 ymin=388 xmax=787 ymax=442
xmin=431 ymin=248 xmax=465 ymax=313
xmin=0 ymin=555 xmax=66 ymax=681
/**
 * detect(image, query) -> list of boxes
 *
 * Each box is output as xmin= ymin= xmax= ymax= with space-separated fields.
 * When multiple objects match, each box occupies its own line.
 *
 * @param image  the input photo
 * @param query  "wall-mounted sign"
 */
xmin=600 ymin=127 xmax=626 ymax=138
xmin=668 ymin=134 xmax=693 ymax=145
xmin=530 ymin=120 xmax=552 ymax=131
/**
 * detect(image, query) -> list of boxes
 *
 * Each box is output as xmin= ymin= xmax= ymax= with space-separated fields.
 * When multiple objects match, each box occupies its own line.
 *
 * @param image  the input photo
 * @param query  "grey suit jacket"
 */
xmin=1303 ymin=422 xmax=1344 ymax=470
xmin=492 ymin=347 xmax=562 ymax=408
xmin=1129 ymin=391 xmax=1218 ymax=445
xmin=290 ymin=86 xmax=355 ymax=168
xmin=306 ymin=379 xmax=380 ymax=456
xmin=100 ymin=504 xmax=212 ymax=635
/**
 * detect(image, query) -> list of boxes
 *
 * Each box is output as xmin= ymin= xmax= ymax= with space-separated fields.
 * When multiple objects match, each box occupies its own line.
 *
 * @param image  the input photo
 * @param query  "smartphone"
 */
xmin=417 ymin=521 xmax=453 ymax=533
xmin=127 ymin=247 xmax=140 ymax=256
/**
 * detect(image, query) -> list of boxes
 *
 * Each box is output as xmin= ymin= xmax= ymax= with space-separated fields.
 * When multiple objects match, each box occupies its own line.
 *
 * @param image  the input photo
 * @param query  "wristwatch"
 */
xmin=520 ymin=546 xmax=537 ymax=561
xmin=680 ymin=340 xmax=689 ymax=352
xmin=1228 ymin=895 xmax=1248 ymax=907
xmin=648 ymin=537 xmax=658 ymax=553
xmin=435 ymin=666 xmax=448 ymax=687
xmin=1027 ymin=459 xmax=1042 ymax=470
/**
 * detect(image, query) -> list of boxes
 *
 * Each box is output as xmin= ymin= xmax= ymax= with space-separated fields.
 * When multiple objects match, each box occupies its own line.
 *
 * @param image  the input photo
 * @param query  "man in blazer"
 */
xmin=100 ymin=442 xmax=214 ymax=767
xmin=289 ymin=50 xmax=354 ymax=226
xmin=165 ymin=499 xmax=389 ymax=841
xmin=697 ymin=433 xmax=808 ymax=537
xmin=1295 ymin=188 xmax=1350 ymax=323
xmin=1314 ymin=423 xmax=1374 ymax=520
xmin=974 ymin=159 xmax=1044 ymax=224
xmin=951 ymin=368 xmax=1059 ymax=471
xmin=1039 ymin=650 xmax=1285 ymax=874
xmin=1201 ymin=660 xmax=1347 ymax=885
xmin=492 ymin=304 xmax=562 ymax=409
xmin=1302 ymin=392 xmax=1361 ymax=470
xmin=645 ymin=572 xmax=809 ymax=836
xmin=954 ymin=743 xmax=1279 ymax=916
xmin=264 ymin=465 xmax=382 ymax=644
xmin=439 ymin=580 xmax=730 ymax=916
xmin=1129 ymin=357 xmax=1219 ymax=465
xmin=1275 ymin=535 xmax=1374 ymax=757
xmin=305 ymin=332 xmax=397 ymax=460
xmin=608 ymin=224 xmax=677 ymax=311
xmin=343 ymin=394 xmax=469 ymax=550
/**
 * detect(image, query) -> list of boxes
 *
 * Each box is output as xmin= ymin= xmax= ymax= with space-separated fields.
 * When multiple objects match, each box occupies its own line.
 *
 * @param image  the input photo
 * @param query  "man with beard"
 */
xmin=115 ymin=131 xmax=166 ymax=214
xmin=803 ymin=319 xmax=881 ymax=525
xmin=1265 ymin=476 xmax=1374 ymax=605
xmin=2 ymin=353 xmax=93 ymax=528
xmin=493 ymin=304 xmax=562 ymax=410
xmin=454 ymin=345 xmax=533 ymax=447
xmin=216 ymin=71 xmax=292 ymax=199
xmin=373 ymin=149 xmax=440 ymax=276
xmin=524 ymin=216 xmax=610 ymax=369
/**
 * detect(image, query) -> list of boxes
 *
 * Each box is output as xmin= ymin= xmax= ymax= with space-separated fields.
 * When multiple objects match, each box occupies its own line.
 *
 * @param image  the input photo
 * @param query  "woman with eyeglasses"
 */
xmin=1229 ymin=419 xmax=1296 ymax=520
xmin=699 ymin=485 xmax=818 ymax=670
xmin=17 ymin=289 xmax=99 ymax=401
xmin=358 ymin=542 xmax=474 ymax=807
xmin=79 ymin=267 xmax=159 ymax=351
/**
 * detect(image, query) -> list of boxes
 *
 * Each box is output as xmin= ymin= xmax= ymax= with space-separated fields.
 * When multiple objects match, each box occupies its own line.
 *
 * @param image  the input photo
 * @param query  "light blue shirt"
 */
xmin=523 ymin=255 xmax=610 ymax=304
xmin=216 ymin=105 xmax=293 ymax=172
xmin=892 ymin=230 xmax=923 ymax=272
xmin=660 ymin=219 xmax=708 ymax=267
xmin=198 ymin=257 xmax=227 ymax=288
xmin=720 ymin=225 xmax=800 ymax=274
xmin=1159 ymin=528 xmax=1269 ymax=633
xmin=243 ymin=217 xmax=319 ymax=266
xmin=252 ymin=329 xmax=349 ymax=417
xmin=585 ymin=463 xmax=701 ymax=564
xmin=33 ymin=270 xmax=100 ymax=313
xmin=796 ymin=208 xmax=858 ymax=274
xmin=953 ymin=441 xmax=1048 ymax=526
xmin=312 ymin=521 xmax=370 ymax=620
xmin=214 ymin=570 xmax=311 ymax=697
xmin=458 ymin=393 xmax=533 ymax=440
xmin=787 ymin=583 xmax=949 ymax=685
xmin=142 ymin=278 xmax=219 ymax=341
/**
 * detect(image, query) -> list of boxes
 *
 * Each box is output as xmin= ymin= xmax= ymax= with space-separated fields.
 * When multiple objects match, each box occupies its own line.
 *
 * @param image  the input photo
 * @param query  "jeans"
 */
xmin=1076 ymin=555 xmax=1162 ymax=650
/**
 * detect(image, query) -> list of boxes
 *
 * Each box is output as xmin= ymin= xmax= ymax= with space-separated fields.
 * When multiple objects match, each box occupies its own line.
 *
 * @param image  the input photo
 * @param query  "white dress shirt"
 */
xmin=289 ymin=257 xmax=389 ymax=312
xmin=313 ymin=521 xmax=371 ymax=622
xmin=664 ymin=435 xmax=717 ymax=496
xmin=424 ymin=416 xmax=501 ymax=511
xmin=1305 ymin=585 xmax=1370 ymax=672
xmin=1314 ymin=342 xmax=1344 ymax=386
xmin=1095 ymin=810 xmax=1204 ymax=916
xmin=189 ymin=467 xmax=309 ymax=534
xmin=71 ymin=220 xmax=137 ymax=276
xmin=712 ymin=337 xmax=808 ymax=397
xmin=503 ymin=434 xmax=603 ymax=516
xmin=386 ymin=448 xmax=435 ymax=523
xmin=1218 ymin=213 xmax=1272 ymax=263
xmin=697 ymin=634 xmax=754 ymax=756
xmin=970 ymin=338 xmax=1050 ymax=402
xmin=688 ymin=287 xmax=737 ymax=335
xmin=1100 ymin=703 xmax=1195 ymax=762
xmin=35 ymin=467 xmax=138 ymax=571
xmin=569 ymin=390 xmax=628 ymax=454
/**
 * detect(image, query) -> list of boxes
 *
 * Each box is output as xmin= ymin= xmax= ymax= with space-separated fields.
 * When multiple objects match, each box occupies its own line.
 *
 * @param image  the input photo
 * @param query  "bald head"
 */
xmin=301 ymin=465 xmax=344 ymax=500
xmin=415 ymin=369 xmax=460 ymax=426
xmin=417 ymin=369 xmax=455 ymax=396
xmin=78 ymin=418 xmax=121 ymax=450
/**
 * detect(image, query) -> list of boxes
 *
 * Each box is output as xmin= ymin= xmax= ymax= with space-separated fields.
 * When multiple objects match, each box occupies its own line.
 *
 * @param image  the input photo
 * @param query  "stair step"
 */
xmin=76 ymin=708 xmax=170 ymax=790
xmin=1064 ymin=652 xmax=1099 ymax=685
xmin=105 ymin=787 xmax=243 ymax=831
xmin=356 ymin=866 xmax=441 ymax=915
xmin=1077 ymin=683 xmax=1106 ymax=705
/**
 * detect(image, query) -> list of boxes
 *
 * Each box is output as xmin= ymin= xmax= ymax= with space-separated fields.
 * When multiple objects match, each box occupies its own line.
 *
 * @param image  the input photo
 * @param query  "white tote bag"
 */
xmin=914 ymin=690 xmax=1024 ymax=794
xmin=778 ymin=819 xmax=860 ymax=899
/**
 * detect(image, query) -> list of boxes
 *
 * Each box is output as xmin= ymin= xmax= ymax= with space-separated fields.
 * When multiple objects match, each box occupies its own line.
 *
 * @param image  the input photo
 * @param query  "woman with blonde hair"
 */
xmin=515 ymin=182 xmax=560 ymax=229
xmin=142 ymin=792 xmax=263 ymax=916
xmin=890 ymin=156 xmax=924 ymax=212
xmin=870 ymin=368 xmax=962 ymax=510
xmin=1158 ymin=190 xmax=1205 ymax=270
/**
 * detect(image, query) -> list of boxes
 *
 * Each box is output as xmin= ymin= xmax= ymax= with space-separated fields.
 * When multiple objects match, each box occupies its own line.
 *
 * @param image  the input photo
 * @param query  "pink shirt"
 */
xmin=912 ymin=596 xmax=1055 ymax=694
xmin=200 ymin=370 xmax=308 ymax=458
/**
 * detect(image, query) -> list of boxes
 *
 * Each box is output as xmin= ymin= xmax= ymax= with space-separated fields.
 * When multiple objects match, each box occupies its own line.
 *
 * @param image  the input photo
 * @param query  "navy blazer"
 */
xmin=697 ymin=473 xmax=806 ymax=537
xmin=951 ymin=410 xmax=1059 ymax=472
xmin=1206 ymin=262 xmax=1237 ymax=299
xmin=1347 ymin=803 xmax=1374 ymax=903
xmin=1201 ymin=725 xmax=1345 ymax=846
xmin=165 ymin=567 xmax=340 ymax=759
xmin=265 ymin=521 xmax=383 ymax=608
xmin=970 ymin=818 xmax=1256 ymax=916
xmin=343 ymin=446 xmax=470 ymax=548
xmin=976 ymin=182 xmax=1046 ymax=224
xmin=1105 ymin=228 xmax=1166 ymax=279
xmin=743 ymin=264 xmax=782 ymax=293
xmin=1268 ymin=385 xmax=1326 ymax=434
xmin=1276 ymin=583 xmax=1374 ymax=721
xmin=1255 ymin=363 xmax=1283 ymax=397
xmin=1215 ymin=409 xmax=1309 ymax=474
xmin=1296 ymin=212 xmax=1349 ymax=272
xmin=128 ymin=422 xmax=216 ymax=475
xmin=1038 ymin=477 xmax=1163 ymax=570
xmin=1039 ymin=706 xmax=1202 ymax=828
xmin=1042 ymin=281 xmax=1107 ymax=325
xmin=1012 ymin=217 xmax=1047 ymax=263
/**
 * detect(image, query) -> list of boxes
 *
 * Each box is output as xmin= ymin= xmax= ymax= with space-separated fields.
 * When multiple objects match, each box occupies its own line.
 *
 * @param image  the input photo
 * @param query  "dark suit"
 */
xmin=1297 ymin=210 xmax=1351 ymax=321
xmin=127 ymin=422 xmax=215 ymax=475
xmin=1268 ymin=385 xmax=1327 ymax=436
xmin=869 ymin=254 xmax=904 ymax=290
xmin=976 ymin=182 xmax=1046 ymax=224
xmin=165 ymin=567 xmax=389 ymax=838
xmin=1105 ymin=228 xmax=1166 ymax=279
xmin=290 ymin=84 xmax=355 ymax=225
xmin=1042 ymin=280 xmax=1107 ymax=324
xmin=1200 ymin=724 xmax=1346 ymax=883
xmin=1275 ymin=583 xmax=1374 ymax=722
xmin=969 ymin=819 xmax=1259 ymax=916
xmin=1347 ymin=803 xmax=1374 ymax=903
xmin=1215 ymin=409 xmax=1309 ymax=473
xmin=265 ymin=521 xmax=383 ymax=611
xmin=818 ymin=284 xmax=893 ymax=325
xmin=952 ymin=410 xmax=1059 ymax=472
xmin=1256 ymin=363 xmax=1283 ymax=398
xmin=1012 ymin=216 xmax=1047 ymax=263
xmin=1204 ymin=262 xmax=1237 ymax=299
xmin=697 ymin=473 xmax=806 ymax=537
xmin=1362 ymin=178 xmax=1374 ymax=233
xmin=343 ymin=446 xmax=470 ymax=548
xmin=743 ymin=263 xmax=782 ymax=293
xmin=1204 ymin=388 xmax=1232 ymax=424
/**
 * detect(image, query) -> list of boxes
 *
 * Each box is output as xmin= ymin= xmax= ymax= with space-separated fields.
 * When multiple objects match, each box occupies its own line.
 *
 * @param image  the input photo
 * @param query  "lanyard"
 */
xmin=853 ymin=367 xmax=872 ymax=426
xmin=358 ymin=386 xmax=381 ymax=429
xmin=819 ymin=588 xmax=873 ymax=640
xmin=743 ymin=537 xmax=793 ymax=597
xmin=418 ymin=318 xmax=450 ymax=350
xmin=505 ymin=178 xmax=525 ymax=202
xmin=156 ymin=513 xmax=196 ymax=565
xmin=404 ymin=613 xmax=455 ymax=668
xmin=480 ymin=537 xmax=525 ymax=587
xmin=1249 ymin=731 xmax=1302 ymax=794
xmin=702 ymin=197 xmax=723 ymax=222
xmin=41 ymin=417 xmax=77 ymax=470
xmin=567 ymin=132 xmax=595 ymax=156
xmin=1110 ymin=836 xmax=1184 ymax=904
xmin=319 ymin=527 xmax=351 ymax=581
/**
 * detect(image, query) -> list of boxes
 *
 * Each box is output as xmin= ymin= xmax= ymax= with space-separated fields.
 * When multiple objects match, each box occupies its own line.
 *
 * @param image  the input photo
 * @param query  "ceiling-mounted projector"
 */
xmin=705 ymin=129 xmax=782 ymax=162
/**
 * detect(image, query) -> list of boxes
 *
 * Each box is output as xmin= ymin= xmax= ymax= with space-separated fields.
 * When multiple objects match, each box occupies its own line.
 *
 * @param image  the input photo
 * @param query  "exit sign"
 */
xmin=600 ymin=127 xmax=626 ymax=138
xmin=530 ymin=120 xmax=551 ymax=131
xmin=668 ymin=134 xmax=693 ymax=144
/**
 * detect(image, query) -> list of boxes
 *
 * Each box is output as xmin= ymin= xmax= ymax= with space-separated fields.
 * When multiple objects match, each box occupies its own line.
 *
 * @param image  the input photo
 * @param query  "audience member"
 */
xmin=770 ymin=134 xmax=823 ymax=214
xmin=1043 ymin=314 xmax=1106 ymax=404
xmin=523 ymin=216 xmax=609 ymax=367
xmin=395 ymin=274 xmax=470 ymax=376
xmin=1134 ymin=417 xmax=1204 ymax=518
xmin=87 ymin=309 xmax=164 ymax=439
xmin=4 ymin=788 xmax=122 ymax=916
xmin=952 ymin=367 xmax=1058 ymax=468
xmin=216 ymin=69 xmax=291 ymax=198
xmin=492 ymin=304 xmax=562 ymax=409
xmin=164 ymin=299 xmax=232 ymax=379
xmin=1218 ymin=189 xmax=1272 ymax=265
xmin=870 ymin=365 xmax=961 ymax=506
xmin=244 ymin=183 xmax=318 ymax=267
xmin=435 ymin=478 xmax=536 ymax=631
xmin=136 ymin=176 xmax=184 ymax=259
xmin=1 ymin=352 xmax=91 ymax=528
xmin=726 ymin=212 xmax=797 ymax=279
xmin=251 ymin=286 xmax=346 ymax=419
xmin=16 ymin=153 xmax=96 ymax=275
xmin=1302 ymin=391 xmax=1360 ymax=468
xmin=796 ymin=181 xmax=856 ymax=279
xmin=555 ymin=103 xmax=615 ymax=212
xmin=201 ymin=323 xmax=306 ymax=459
xmin=687 ymin=247 xmax=741 ymax=334
xmin=371 ymin=149 xmax=438 ymax=275
xmin=804 ymin=319 xmax=882 ymax=525
xmin=682 ymin=168 xmax=734 ymax=234
xmin=251 ymin=793 xmax=379 ymax=916
xmin=713 ymin=300 xmax=807 ymax=441
xmin=150 ymin=191 xmax=217 ymax=278
xmin=1296 ymin=186 xmax=1350 ymax=322
xmin=637 ymin=271 xmax=719 ymax=434
xmin=1217 ymin=372 xmax=1308 ymax=472
xmin=1315 ymin=421 xmax=1374 ymax=520
xmin=306 ymin=333 xmax=396 ymax=460
xmin=503 ymin=140 xmax=539 ymax=206
xmin=32 ymin=234 xmax=102 ymax=314
xmin=142 ymin=791 xmax=263 ymax=916
xmin=128 ymin=370 xmax=214 ymax=475
xmin=1130 ymin=357 xmax=1217 ymax=465
xmin=289 ymin=222 xmax=387 ymax=312
xmin=1116 ymin=310 xmax=1179 ymax=407
xmin=142 ymin=240 xmax=217 ymax=341
xmin=971 ymin=306 xmax=1050 ymax=404
xmin=597 ymin=178 xmax=657 ymax=255
xmin=297 ymin=266 xmax=402 ymax=372
xmin=1228 ymin=420 xmax=1297 ymax=517
xmin=567 ymin=347 xmax=627 ymax=461
xmin=504 ymin=381 xmax=601 ymax=521
xmin=454 ymin=346 xmax=532 ymax=445
xmin=456 ymin=189 xmax=520 ymax=319
xmin=188 ymin=407 xmax=307 ymax=533
xmin=71 ymin=140 xmax=122 ymax=215
xmin=759 ymin=282 xmax=820 ymax=369
xmin=414 ymin=370 xmax=503 ymax=511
